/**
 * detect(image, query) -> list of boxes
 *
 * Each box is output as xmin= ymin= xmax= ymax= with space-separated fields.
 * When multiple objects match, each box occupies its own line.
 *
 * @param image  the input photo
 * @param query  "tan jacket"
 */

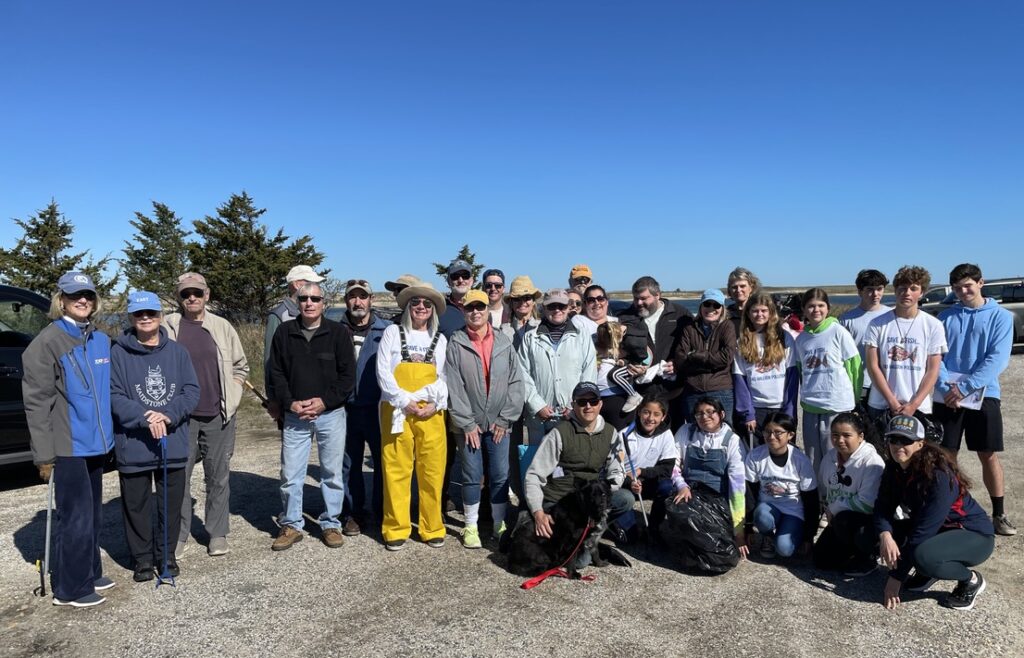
xmin=164 ymin=311 xmax=249 ymax=420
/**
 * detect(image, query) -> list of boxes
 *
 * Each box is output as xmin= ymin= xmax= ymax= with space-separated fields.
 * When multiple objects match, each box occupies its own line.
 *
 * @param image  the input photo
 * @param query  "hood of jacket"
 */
xmin=806 ymin=316 xmax=838 ymax=335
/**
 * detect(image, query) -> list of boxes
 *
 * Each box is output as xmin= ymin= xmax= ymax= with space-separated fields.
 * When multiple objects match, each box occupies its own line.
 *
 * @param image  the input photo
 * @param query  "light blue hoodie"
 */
xmin=937 ymin=298 xmax=1013 ymax=399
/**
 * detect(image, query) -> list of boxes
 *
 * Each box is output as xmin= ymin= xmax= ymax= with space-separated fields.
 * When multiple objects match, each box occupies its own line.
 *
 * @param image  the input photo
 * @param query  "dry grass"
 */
xmin=235 ymin=322 xmax=279 ymax=432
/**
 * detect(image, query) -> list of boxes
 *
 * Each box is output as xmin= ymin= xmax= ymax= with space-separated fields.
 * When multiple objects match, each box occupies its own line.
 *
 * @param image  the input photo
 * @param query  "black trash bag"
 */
xmin=659 ymin=486 xmax=739 ymax=574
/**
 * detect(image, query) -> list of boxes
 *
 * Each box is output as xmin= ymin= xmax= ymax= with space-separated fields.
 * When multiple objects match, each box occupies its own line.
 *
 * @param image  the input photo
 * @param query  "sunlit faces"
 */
xmin=566 ymin=291 xmax=583 ymax=315
xmin=895 ymin=284 xmax=923 ymax=311
xmin=345 ymin=289 xmax=371 ymax=319
xmin=511 ymin=295 xmax=535 ymax=319
xmin=179 ymin=287 xmax=207 ymax=315
xmin=728 ymin=280 xmax=751 ymax=306
xmin=62 ymin=291 xmax=96 ymax=322
xmin=700 ymin=300 xmax=723 ymax=323
xmin=693 ymin=402 xmax=725 ymax=433
xmin=131 ymin=308 xmax=161 ymax=335
xmin=952 ymin=277 xmax=984 ymax=308
xmin=572 ymin=395 xmax=602 ymax=422
xmin=483 ymin=276 xmax=504 ymax=303
xmin=584 ymin=288 xmax=609 ymax=322
xmin=570 ymin=276 xmax=591 ymax=295
xmin=830 ymin=422 xmax=864 ymax=460
xmin=857 ymin=285 xmax=885 ymax=309
xmin=803 ymin=300 xmax=829 ymax=327
xmin=449 ymin=270 xmax=473 ymax=295
xmin=763 ymin=422 xmax=795 ymax=455
xmin=633 ymin=288 xmax=661 ymax=319
xmin=638 ymin=401 xmax=666 ymax=434
xmin=463 ymin=301 xmax=488 ymax=330
xmin=746 ymin=304 xmax=771 ymax=331
xmin=298 ymin=287 xmax=325 ymax=322
xmin=544 ymin=302 xmax=569 ymax=324
xmin=887 ymin=434 xmax=924 ymax=468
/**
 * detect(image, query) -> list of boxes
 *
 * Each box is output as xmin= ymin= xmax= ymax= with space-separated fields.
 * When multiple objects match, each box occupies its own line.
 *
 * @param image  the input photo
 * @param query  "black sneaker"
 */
xmin=133 ymin=562 xmax=155 ymax=582
xmin=904 ymin=571 xmax=938 ymax=592
xmin=945 ymin=570 xmax=986 ymax=611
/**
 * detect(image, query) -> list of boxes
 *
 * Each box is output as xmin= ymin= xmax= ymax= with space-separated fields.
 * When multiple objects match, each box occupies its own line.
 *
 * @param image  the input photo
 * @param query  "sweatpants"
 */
xmin=914 ymin=529 xmax=995 ymax=582
xmin=179 ymin=415 xmax=236 ymax=544
xmin=802 ymin=411 xmax=840 ymax=495
xmin=52 ymin=454 xmax=106 ymax=602
xmin=120 ymin=466 xmax=187 ymax=566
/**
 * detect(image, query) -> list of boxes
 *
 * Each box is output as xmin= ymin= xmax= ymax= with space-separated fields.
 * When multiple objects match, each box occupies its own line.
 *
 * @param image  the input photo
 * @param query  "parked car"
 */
xmin=0 ymin=285 xmax=51 ymax=466
xmin=922 ymin=281 xmax=1024 ymax=345
xmin=921 ymin=277 xmax=1023 ymax=313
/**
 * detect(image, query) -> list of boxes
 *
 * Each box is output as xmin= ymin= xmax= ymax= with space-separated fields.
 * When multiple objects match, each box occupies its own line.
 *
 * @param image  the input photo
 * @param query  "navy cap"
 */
xmin=447 ymin=259 xmax=472 ymax=277
xmin=127 ymin=291 xmax=162 ymax=313
xmin=57 ymin=271 xmax=96 ymax=294
xmin=481 ymin=268 xmax=505 ymax=283
xmin=572 ymin=381 xmax=601 ymax=401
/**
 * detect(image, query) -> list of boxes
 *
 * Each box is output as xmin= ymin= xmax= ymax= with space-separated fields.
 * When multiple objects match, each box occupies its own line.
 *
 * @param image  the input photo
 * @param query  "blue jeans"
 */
xmin=280 ymin=407 xmax=347 ymax=531
xmin=682 ymin=389 xmax=735 ymax=425
xmin=459 ymin=431 xmax=510 ymax=507
xmin=753 ymin=502 xmax=803 ymax=557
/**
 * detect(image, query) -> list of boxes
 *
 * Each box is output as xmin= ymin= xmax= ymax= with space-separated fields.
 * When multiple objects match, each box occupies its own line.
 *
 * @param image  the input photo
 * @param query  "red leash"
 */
xmin=520 ymin=524 xmax=597 ymax=590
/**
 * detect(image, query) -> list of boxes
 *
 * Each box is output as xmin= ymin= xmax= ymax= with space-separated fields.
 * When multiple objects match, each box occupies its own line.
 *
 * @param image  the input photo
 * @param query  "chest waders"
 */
xmin=380 ymin=329 xmax=447 ymax=543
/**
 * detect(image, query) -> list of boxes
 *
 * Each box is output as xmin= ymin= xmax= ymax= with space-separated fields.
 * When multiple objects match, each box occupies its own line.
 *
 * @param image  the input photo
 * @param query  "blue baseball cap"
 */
xmin=572 ymin=381 xmax=601 ymax=401
xmin=127 ymin=291 xmax=162 ymax=313
xmin=700 ymin=289 xmax=727 ymax=306
xmin=57 ymin=271 xmax=96 ymax=294
xmin=447 ymin=259 xmax=472 ymax=277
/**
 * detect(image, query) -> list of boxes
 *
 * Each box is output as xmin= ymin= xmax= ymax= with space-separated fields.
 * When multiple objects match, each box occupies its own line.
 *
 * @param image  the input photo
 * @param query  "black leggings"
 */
xmin=813 ymin=511 xmax=875 ymax=570
xmin=914 ymin=529 xmax=995 ymax=582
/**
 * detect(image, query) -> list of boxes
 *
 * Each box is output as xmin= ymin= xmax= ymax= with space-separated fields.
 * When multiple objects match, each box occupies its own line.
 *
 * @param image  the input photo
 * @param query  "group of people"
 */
xmin=22 ymin=260 xmax=1014 ymax=613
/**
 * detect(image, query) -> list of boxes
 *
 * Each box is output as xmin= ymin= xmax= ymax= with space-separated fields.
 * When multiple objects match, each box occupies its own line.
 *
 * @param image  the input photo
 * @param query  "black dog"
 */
xmin=507 ymin=478 xmax=611 ymax=579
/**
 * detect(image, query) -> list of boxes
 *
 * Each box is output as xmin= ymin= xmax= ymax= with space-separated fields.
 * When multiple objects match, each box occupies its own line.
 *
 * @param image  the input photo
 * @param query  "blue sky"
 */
xmin=1 ymin=1 xmax=1021 ymax=293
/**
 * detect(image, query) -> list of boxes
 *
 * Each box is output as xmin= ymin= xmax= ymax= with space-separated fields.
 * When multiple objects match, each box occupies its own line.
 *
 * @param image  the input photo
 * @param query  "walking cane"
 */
xmin=620 ymin=423 xmax=651 ymax=544
xmin=156 ymin=438 xmax=176 ymax=588
xmin=33 ymin=473 xmax=55 ymax=597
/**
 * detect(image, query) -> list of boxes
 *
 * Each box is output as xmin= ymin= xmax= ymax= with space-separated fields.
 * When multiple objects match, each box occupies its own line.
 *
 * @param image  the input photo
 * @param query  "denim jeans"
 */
xmin=682 ymin=389 xmax=735 ymax=425
xmin=280 ymin=407 xmax=347 ymax=531
xmin=753 ymin=502 xmax=803 ymax=557
xmin=459 ymin=431 xmax=510 ymax=507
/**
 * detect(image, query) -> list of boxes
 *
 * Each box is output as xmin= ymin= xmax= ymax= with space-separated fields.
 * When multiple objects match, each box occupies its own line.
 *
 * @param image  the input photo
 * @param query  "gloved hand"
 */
xmin=38 ymin=463 xmax=53 ymax=483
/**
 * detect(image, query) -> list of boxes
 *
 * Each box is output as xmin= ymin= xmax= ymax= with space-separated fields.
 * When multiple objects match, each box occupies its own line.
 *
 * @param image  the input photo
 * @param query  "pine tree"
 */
xmin=432 ymin=244 xmax=486 ymax=282
xmin=187 ymin=191 xmax=327 ymax=323
xmin=122 ymin=201 xmax=191 ymax=305
xmin=0 ymin=200 xmax=117 ymax=296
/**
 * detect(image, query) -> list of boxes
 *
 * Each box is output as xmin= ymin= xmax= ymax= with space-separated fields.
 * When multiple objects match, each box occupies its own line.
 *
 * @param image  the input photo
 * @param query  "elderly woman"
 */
xmin=517 ymin=289 xmax=597 ymax=444
xmin=501 ymin=275 xmax=541 ymax=347
xmin=376 ymin=281 xmax=449 ymax=550
xmin=22 ymin=272 xmax=114 ymax=607
xmin=726 ymin=267 xmax=761 ymax=329
xmin=110 ymin=291 xmax=199 ymax=582
xmin=446 ymin=289 xmax=525 ymax=547
xmin=675 ymin=289 xmax=738 ymax=424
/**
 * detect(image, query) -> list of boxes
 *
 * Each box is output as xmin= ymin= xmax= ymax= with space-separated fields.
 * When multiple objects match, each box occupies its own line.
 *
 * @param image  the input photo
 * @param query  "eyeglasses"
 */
xmin=546 ymin=303 xmax=568 ymax=311
xmin=567 ymin=300 xmax=582 ymax=308
xmin=571 ymin=277 xmax=591 ymax=286
xmin=585 ymin=295 xmax=607 ymax=304
xmin=765 ymin=429 xmax=791 ymax=438
xmin=465 ymin=303 xmax=487 ymax=312
xmin=887 ymin=436 xmax=918 ymax=447
xmin=574 ymin=398 xmax=600 ymax=408
xmin=694 ymin=410 xmax=719 ymax=418
xmin=483 ymin=282 xmax=504 ymax=290
xmin=701 ymin=301 xmax=723 ymax=310
xmin=132 ymin=310 xmax=160 ymax=319
xmin=297 ymin=295 xmax=323 ymax=303
xmin=180 ymin=289 xmax=204 ymax=300
xmin=449 ymin=272 xmax=471 ymax=282
xmin=511 ymin=296 xmax=534 ymax=304
xmin=65 ymin=291 xmax=96 ymax=301
xmin=409 ymin=297 xmax=434 ymax=309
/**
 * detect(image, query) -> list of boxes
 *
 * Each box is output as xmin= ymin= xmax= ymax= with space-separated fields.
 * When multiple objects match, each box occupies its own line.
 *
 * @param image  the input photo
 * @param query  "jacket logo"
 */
xmin=145 ymin=366 xmax=166 ymax=401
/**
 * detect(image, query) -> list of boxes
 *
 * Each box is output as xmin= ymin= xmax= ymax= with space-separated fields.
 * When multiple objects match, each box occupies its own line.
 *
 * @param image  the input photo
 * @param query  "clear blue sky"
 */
xmin=2 ymin=1 xmax=1021 ymax=293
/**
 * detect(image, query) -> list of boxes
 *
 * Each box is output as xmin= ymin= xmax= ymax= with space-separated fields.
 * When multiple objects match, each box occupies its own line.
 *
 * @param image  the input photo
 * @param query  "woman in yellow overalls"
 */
xmin=375 ymin=281 xmax=449 ymax=550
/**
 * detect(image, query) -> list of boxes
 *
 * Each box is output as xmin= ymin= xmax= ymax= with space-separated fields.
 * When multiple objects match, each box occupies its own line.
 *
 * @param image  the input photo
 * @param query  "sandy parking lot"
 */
xmin=2 ymin=359 xmax=1023 ymax=658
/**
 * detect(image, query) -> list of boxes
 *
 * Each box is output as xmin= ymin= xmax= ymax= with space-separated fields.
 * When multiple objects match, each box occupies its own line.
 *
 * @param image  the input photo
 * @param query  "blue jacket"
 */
xmin=337 ymin=312 xmax=390 ymax=407
xmin=937 ymin=298 xmax=1013 ymax=400
xmin=110 ymin=327 xmax=200 ymax=473
xmin=22 ymin=319 xmax=114 ymax=463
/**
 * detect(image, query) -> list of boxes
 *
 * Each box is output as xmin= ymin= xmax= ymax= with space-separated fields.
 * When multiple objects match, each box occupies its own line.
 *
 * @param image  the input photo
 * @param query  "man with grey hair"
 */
xmin=265 ymin=265 xmax=325 ymax=421
xmin=268 ymin=282 xmax=356 ymax=550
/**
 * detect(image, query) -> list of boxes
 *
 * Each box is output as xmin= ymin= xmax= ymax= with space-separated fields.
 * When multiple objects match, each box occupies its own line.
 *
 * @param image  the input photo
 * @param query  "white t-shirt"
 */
xmin=865 ymin=311 xmax=947 ymax=414
xmin=795 ymin=320 xmax=859 ymax=412
xmin=489 ymin=309 xmax=503 ymax=329
xmin=644 ymin=304 xmax=665 ymax=347
xmin=624 ymin=427 xmax=676 ymax=470
xmin=376 ymin=324 xmax=448 ymax=409
xmin=732 ymin=331 xmax=796 ymax=408
xmin=745 ymin=444 xmax=817 ymax=520
xmin=839 ymin=305 xmax=892 ymax=388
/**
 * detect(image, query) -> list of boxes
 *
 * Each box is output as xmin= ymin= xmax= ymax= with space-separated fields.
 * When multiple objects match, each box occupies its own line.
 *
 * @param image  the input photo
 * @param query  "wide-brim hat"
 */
xmin=505 ymin=275 xmax=542 ymax=301
xmin=384 ymin=274 xmax=421 ymax=293
xmin=396 ymin=282 xmax=446 ymax=314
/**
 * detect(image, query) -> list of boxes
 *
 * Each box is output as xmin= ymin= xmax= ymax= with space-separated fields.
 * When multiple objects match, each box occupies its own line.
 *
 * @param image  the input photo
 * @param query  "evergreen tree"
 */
xmin=187 ymin=191 xmax=327 ymax=322
xmin=432 ymin=244 xmax=485 ymax=283
xmin=0 ymin=200 xmax=116 ymax=296
xmin=122 ymin=201 xmax=191 ymax=305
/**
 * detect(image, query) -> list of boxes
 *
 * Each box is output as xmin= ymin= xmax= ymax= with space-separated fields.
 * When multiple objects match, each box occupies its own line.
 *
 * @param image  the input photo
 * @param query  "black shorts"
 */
xmin=933 ymin=397 xmax=1003 ymax=453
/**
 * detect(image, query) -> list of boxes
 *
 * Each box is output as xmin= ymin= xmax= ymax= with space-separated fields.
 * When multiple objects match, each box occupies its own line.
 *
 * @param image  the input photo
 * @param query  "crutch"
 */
xmin=33 ymin=473 xmax=55 ymax=597
xmin=156 ymin=438 xmax=176 ymax=588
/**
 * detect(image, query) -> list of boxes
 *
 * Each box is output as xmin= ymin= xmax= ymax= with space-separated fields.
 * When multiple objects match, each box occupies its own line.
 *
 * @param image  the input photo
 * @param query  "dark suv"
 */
xmin=0 ymin=285 xmax=51 ymax=466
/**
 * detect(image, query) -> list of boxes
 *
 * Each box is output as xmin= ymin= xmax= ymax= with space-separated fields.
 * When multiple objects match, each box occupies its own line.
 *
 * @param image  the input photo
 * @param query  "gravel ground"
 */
xmin=2 ymin=359 xmax=1023 ymax=658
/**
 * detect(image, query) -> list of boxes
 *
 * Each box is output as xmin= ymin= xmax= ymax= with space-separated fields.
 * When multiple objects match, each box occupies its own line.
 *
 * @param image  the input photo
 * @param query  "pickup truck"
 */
xmin=922 ymin=283 xmax=1024 ymax=345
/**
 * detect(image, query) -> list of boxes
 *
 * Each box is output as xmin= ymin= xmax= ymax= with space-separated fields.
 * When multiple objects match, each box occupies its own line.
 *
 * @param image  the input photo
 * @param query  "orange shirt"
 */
xmin=467 ymin=324 xmax=494 ymax=393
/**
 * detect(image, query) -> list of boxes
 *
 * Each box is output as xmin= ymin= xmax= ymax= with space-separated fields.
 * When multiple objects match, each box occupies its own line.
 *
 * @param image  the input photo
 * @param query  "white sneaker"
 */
xmin=174 ymin=540 xmax=188 ymax=560
xmin=208 ymin=537 xmax=229 ymax=557
xmin=622 ymin=393 xmax=644 ymax=414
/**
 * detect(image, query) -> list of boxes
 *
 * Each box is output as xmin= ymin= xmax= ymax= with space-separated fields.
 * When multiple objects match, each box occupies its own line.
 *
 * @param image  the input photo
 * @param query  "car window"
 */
xmin=922 ymin=288 xmax=948 ymax=304
xmin=0 ymin=299 xmax=48 ymax=345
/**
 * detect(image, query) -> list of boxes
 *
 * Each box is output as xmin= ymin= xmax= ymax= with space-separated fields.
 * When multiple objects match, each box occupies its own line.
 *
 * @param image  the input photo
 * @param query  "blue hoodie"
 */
xmin=937 ymin=298 xmax=1013 ymax=400
xmin=110 ymin=326 xmax=199 ymax=473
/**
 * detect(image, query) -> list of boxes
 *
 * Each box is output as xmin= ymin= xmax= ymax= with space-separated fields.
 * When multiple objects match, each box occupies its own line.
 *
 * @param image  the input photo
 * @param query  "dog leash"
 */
xmin=519 ymin=524 xmax=596 ymax=590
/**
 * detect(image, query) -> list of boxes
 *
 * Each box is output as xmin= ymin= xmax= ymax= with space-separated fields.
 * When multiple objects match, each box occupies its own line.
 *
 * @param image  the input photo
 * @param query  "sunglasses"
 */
xmin=346 ymin=279 xmax=369 ymax=287
xmin=511 ymin=296 xmax=535 ymax=303
xmin=465 ymin=303 xmax=487 ymax=312
xmin=483 ymin=282 xmax=504 ymax=290
xmin=568 ymin=300 xmax=582 ymax=308
xmin=297 ymin=295 xmax=323 ymax=303
xmin=574 ymin=398 xmax=600 ymax=408
xmin=887 ymin=435 xmax=919 ymax=447
xmin=585 ymin=295 xmax=607 ymax=304
xmin=132 ymin=310 xmax=160 ymax=319
xmin=449 ymin=272 xmax=471 ymax=282
xmin=65 ymin=291 xmax=96 ymax=301
xmin=571 ymin=277 xmax=591 ymax=286
xmin=409 ymin=297 xmax=434 ymax=309
xmin=546 ymin=303 xmax=568 ymax=311
xmin=180 ymin=288 xmax=204 ymax=300
xmin=701 ymin=301 xmax=723 ymax=310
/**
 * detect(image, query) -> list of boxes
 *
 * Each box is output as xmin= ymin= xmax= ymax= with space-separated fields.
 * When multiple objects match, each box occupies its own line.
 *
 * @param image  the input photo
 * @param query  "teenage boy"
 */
xmin=934 ymin=263 xmax=1016 ymax=536
xmin=839 ymin=269 xmax=892 ymax=403
xmin=864 ymin=266 xmax=946 ymax=423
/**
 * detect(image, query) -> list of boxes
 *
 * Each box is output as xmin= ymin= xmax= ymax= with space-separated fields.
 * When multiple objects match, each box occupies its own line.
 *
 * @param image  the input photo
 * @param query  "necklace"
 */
xmin=893 ymin=311 xmax=919 ymax=344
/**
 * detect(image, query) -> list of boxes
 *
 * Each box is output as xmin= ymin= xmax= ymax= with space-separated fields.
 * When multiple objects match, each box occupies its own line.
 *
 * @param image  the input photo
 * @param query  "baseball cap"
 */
xmin=127 ymin=291 xmax=162 ymax=313
xmin=384 ymin=274 xmax=421 ymax=293
xmin=345 ymin=278 xmax=372 ymax=296
xmin=176 ymin=272 xmax=208 ymax=294
xmin=481 ymin=268 xmax=505 ymax=283
xmin=57 ymin=271 xmax=96 ymax=294
xmin=286 ymin=265 xmax=325 ymax=284
xmin=543 ymin=289 xmax=570 ymax=307
xmin=569 ymin=264 xmax=593 ymax=280
xmin=886 ymin=415 xmax=926 ymax=441
xmin=447 ymin=260 xmax=472 ymax=277
xmin=700 ymin=289 xmax=727 ymax=306
xmin=572 ymin=382 xmax=601 ymax=401
xmin=462 ymin=289 xmax=488 ymax=307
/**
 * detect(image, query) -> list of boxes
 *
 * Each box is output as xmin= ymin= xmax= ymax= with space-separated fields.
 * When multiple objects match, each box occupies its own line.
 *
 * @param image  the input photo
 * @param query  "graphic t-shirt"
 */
xmin=795 ymin=321 xmax=859 ymax=412
xmin=865 ymin=311 xmax=947 ymax=414
xmin=733 ymin=331 xmax=795 ymax=408
xmin=839 ymin=305 xmax=892 ymax=390
xmin=744 ymin=444 xmax=817 ymax=520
